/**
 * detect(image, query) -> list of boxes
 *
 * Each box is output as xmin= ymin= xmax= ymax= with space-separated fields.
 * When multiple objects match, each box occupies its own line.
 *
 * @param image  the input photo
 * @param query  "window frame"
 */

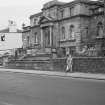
xmin=62 ymin=26 xmax=65 ymax=40
xmin=61 ymin=9 xmax=64 ymax=19
xmin=69 ymin=7 xmax=74 ymax=17
xmin=69 ymin=25 xmax=75 ymax=40
xmin=34 ymin=32 xmax=38 ymax=44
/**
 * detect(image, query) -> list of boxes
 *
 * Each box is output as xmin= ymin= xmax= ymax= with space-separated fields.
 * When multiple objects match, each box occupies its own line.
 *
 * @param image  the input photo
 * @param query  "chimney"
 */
xmin=8 ymin=20 xmax=17 ymax=32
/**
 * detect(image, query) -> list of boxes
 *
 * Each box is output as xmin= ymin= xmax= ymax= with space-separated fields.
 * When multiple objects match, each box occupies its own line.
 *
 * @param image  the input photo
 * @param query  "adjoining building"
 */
xmin=0 ymin=20 xmax=23 ymax=56
xmin=22 ymin=0 xmax=105 ymax=57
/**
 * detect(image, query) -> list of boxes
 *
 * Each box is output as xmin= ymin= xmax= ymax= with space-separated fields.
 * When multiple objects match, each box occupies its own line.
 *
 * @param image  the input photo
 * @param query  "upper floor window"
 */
xmin=91 ymin=9 xmax=95 ymax=15
xmin=97 ymin=22 xmax=103 ymax=38
xmin=27 ymin=36 xmax=30 ymax=46
xmin=62 ymin=26 xmax=65 ymax=39
xmin=69 ymin=25 xmax=75 ymax=40
xmin=34 ymin=32 xmax=38 ymax=43
xmin=34 ymin=18 xmax=37 ymax=25
xmin=70 ymin=7 xmax=74 ymax=17
xmin=61 ymin=10 xmax=64 ymax=19
xmin=98 ymin=8 xmax=103 ymax=12
xmin=85 ymin=27 xmax=88 ymax=36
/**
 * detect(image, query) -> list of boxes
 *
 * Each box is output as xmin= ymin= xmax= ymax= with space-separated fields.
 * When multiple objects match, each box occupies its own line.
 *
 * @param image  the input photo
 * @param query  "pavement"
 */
xmin=0 ymin=67 xmax=105 ymax=80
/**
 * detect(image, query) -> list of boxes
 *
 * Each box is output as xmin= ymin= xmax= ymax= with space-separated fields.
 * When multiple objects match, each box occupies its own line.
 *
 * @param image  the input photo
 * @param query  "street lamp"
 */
xmin=104 ymin=0 xmax=105 ymax=37
xmin=99 ymin=0 xmax=105 ymax=36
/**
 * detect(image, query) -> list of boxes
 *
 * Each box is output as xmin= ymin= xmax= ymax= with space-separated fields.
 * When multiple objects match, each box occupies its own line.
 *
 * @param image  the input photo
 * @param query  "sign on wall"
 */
xmin=1 ymin=34 xmax=5 ymax=41
xmin=0 ymin=33 xmax=22 ymax=50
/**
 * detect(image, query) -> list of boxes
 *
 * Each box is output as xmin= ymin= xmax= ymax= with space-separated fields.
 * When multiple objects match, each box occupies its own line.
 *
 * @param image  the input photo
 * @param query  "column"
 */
xmin=50 ymin=26 xmax=52 ymax=47
xmin=41 ymin=28 xmax=43 ymax=48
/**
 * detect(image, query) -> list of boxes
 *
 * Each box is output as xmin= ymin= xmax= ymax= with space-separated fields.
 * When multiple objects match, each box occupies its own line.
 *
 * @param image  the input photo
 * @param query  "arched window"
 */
xmin=97 ymin=22 xmax=103 ymax=37
xmin=69 ymin=25 xmax=75 ymax=39
xmin=62 ymin=26 xmax=65 ymax=39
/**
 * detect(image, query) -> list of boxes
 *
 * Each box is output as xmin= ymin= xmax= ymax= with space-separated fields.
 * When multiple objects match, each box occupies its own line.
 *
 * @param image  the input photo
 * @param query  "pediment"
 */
xmin=39 ymin=16 xmax=53 ymax=24
xmin=41 ymin=18 xmax=48 ymax=23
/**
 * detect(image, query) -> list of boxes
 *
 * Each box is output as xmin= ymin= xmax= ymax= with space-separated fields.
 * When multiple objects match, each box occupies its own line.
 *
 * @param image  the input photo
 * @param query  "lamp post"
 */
xmin=102 ymin=0 xmax=105 ymax=56
xmin=99 ymin=0 xmax=105 ymax=36
xmin=104 ymin=0 xmax=105 ymax=37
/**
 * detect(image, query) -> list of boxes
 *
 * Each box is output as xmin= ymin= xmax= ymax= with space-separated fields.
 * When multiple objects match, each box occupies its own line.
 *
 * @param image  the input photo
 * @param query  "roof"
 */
xmin=30 ymin=12 xmax=43 ymax=19
xmin=59 ymin=0 xmax=103 ymax=9
xmin=22 ymin=26 xmax=31 ymax=33
xmin=30 ymin=0 xmax=104 ymax=19
xmin=0 ymin=28 xmax=22 ymax=33
xmin=42 ymin=0 xmax=65 ymax=10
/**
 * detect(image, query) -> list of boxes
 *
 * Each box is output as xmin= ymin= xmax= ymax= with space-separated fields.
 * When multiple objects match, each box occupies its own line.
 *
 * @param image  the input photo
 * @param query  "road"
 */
xmin=0 ymin=71 xmax=105 ymax=105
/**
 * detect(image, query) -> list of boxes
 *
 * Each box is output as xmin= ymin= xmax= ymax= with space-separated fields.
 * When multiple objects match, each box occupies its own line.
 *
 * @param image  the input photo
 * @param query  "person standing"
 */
xmin=66 ymin=54 xmax=73 ymax=72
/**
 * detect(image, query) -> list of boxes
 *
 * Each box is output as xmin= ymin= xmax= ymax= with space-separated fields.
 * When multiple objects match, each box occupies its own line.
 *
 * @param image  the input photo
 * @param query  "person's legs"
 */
xmin=66 ymin=65 xmax=70 ymax=72
xmin=70 ymin=64 xmax=72 ymax=72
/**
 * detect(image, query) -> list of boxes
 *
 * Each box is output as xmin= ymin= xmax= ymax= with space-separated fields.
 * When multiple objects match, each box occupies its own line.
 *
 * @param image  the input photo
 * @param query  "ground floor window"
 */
xmin=43 ymin=27 xmax=50 ymax=47
xmin=34 ymin=32 xmax=38 ymax=44
xmin=66 ymin=47 xmax=76 ymax=56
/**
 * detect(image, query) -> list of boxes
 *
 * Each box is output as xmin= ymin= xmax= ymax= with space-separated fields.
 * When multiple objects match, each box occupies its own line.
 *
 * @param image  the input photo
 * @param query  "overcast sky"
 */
xmin=0 ymin=0 xmax=74 ymax=30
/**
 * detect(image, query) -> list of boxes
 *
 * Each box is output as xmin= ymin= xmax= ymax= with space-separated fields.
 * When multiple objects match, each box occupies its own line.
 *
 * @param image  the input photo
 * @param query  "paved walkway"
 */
xmin=0 ymin=68 xmax=105 ymax=80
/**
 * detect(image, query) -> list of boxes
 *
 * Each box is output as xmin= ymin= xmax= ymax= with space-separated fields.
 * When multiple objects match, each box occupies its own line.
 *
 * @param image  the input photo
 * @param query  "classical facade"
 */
xmin=23 ymin=0 xmax=105 ymax=57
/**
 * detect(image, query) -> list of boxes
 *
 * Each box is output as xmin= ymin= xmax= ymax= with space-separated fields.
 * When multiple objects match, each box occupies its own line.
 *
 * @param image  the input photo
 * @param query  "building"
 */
xmin=0 ymin=20 xmax=23 ymax=56
xmin=23 ymin=0 xmax=105 ymax=57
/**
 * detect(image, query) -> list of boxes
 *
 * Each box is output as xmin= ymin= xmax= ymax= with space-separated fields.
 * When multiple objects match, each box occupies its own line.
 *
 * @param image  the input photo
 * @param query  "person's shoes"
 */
xmin=65 ymin=70 xmax=70 ymax=73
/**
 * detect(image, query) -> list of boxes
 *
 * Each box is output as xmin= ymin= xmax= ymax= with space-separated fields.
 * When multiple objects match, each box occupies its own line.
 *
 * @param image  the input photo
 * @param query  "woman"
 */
xmin=66 ymin=54 xmax=73 ymax=72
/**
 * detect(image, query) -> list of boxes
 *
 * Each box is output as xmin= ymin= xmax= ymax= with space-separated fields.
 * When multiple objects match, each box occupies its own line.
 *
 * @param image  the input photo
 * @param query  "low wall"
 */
xmin=73 ymin=57 xmax=105 ymax=73
xmin=6 ymin=58 xmax=67 ymax=72
xmin=6 ymin=57 xmax=105 ymax=73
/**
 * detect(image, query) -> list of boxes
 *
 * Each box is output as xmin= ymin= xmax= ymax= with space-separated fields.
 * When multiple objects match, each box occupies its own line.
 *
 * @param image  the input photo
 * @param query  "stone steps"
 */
xmin=6 ymin=49 xmax=66 ymax=72
xmin=6 ymin=58 xmax=66 ymax=72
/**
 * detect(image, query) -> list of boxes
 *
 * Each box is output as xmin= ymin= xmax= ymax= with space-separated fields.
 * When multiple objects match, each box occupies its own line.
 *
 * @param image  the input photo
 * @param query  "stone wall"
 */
xmin=73 ymin=57 xmax=105 ymax=73
xmin=6 ymin=57 xmax=105 ymax=73
xmin=6 ymin=58 xmax=67 ymax=72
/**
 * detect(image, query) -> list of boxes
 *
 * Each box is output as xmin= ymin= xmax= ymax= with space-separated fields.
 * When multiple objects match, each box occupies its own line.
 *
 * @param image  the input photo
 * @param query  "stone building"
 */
xmin=22 ymin=0 xmax=105 ymax=57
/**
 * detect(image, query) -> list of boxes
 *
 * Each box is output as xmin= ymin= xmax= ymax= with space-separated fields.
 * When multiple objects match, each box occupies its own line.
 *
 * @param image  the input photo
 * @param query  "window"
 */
xmin=10 ymin=21 xmax=13 ymax=24
xmin=85 ymin=27 xmax=88 ymax=36
xmin=61 ymin=10 xmax=64 ymax=19
xmin=97 ymin=22 xmax=103 ymax=37
xmin=69 ymin=25 xmax=75 ymax=40
xmin=34 ymin=18 xmax=37 ymax=25
xmin=62 ymin=27 xmax=65 ymax=39
xmin=27 ymin=36 xmax=30 ymax=47
xmin=34 ymin=32 xmax=38 ymax=43
xmin=98 ymin=8 xmax=103 ymax=12
xmin=91 ymin=10 xmax=95 ymax=15
xmin=44 ymin=27 xmax=50 ymax=47
xmin=70 ymin=7 xmax=74 ymax=16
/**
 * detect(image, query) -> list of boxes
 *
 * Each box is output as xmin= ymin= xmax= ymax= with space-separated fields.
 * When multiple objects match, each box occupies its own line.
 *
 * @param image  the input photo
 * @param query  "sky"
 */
xmin=0 ymin=0 xmax=74 ymax=30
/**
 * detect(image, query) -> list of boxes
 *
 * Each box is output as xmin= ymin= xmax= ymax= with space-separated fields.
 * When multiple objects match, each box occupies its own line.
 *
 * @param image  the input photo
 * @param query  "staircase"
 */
xmin=6 ymin=49 xmax=66 ymax=72
xmin=7 ymin=49 xmax=52 ymax=70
